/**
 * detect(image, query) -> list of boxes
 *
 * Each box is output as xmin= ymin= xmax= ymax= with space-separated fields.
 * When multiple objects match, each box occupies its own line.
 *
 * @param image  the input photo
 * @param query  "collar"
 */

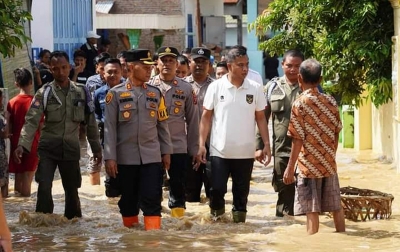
xmin=225 ymin=74 xmax=249 ymax=89
xmin=54 ymin=81 xmax=76 ymax=91
xmin=302 ymin=87 xmax=320 ymax=94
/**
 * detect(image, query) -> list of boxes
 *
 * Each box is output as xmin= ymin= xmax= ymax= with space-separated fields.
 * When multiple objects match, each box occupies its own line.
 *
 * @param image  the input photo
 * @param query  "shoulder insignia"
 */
xmin=30 ymin=98 xmax=41 ymax=109
xmin=126 ymin=82 xmax=132 ymax=90
xmin=119 ymin=92 xmax=131 ymax=98
xmin=192 ymin=90 xmax=198 ymax=105
xmin=105 ymin=92 xmax=113 ymax=105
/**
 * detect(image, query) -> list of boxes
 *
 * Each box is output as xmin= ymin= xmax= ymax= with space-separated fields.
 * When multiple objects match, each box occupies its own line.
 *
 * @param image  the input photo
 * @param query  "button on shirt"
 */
xmin=203 ymin=75 xmax=267 ymax=159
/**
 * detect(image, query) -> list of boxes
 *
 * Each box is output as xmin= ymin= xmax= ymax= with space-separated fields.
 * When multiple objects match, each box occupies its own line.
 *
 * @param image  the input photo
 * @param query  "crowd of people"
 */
xmin=0 ymin=30 xmax=346 ymax=251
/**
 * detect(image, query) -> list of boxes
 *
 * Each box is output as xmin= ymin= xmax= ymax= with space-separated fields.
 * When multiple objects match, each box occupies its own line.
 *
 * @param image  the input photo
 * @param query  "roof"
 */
xmin=225 ymin=15 xmax=247 ymax=25
xmin=224 ymin=0 xmax=239 ymax=3
xmin=96 ymin=0 xmax=115 ymax=14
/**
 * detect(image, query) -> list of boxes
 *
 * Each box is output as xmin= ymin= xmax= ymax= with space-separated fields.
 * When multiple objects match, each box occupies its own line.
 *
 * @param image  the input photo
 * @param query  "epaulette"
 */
xmin=206 ymin=76 xmax=215 ymax=84
xmin=111 ymin=82 xmax=125 ymax=90
xmin=147 ymin=83 xmax=162 ymax=96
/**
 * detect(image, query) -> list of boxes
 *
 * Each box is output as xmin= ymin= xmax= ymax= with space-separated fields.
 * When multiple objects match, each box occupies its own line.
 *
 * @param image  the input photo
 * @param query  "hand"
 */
xmin=3 ymin=111 xmax=10 ymax=124
xmin=0 ymin=237 xmax=12 ymax=252
xmin=93 ymin=152 xmax=102 ymax=166
xmin=262 ymin=144 xmax=272 ymax=166
xmin=283 ymin=166 xmax=296 ymax=185
xmin=13 ymin=145 xmax=24 ymax=164
xmin=197 ymin=146 xmax=207 ymax=164
xmin=254 ymin=149 xmax=264 ymax=163
xmin=74 ymin=63 xmax=85 ymax=74
xmin=105 ymin=159 xmax=117 ymax=178
xmin=192 ymin=155 xmax=201 ymax=171
xmin=32 ymin=66 xmax=40 ymax=76
xmin=162 ymin=154 xmax=171 ymax=171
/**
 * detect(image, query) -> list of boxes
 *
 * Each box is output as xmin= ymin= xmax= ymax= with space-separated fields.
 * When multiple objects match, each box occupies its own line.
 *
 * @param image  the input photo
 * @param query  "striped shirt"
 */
xmin=287 ymin=87 xmax=342 ymax=178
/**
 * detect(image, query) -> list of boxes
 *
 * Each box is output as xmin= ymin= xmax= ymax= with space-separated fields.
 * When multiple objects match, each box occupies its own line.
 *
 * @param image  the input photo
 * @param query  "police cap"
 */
xmin=157 ymin=46 xmax=179 ymax=58
xmin=190 ymin=47 xmax=211 ymax=60
xmin=125 ymin=49 xmax=155 ymax=65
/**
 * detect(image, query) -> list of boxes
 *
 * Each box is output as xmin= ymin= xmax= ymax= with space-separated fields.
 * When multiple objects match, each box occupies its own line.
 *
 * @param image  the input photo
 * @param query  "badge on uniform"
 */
xmin=175 ymin=89 xmax=184 ymax=95
xmin=174 ymin=101 xmax=182 ymax=106
xmin=122 ymin=110 xmax=131 ymax=119
xmin=192 ymin=90 xmax=198 ymax=105
xmin=173 ymin=80 xmax=178 ymax=85
xmin=126 ymin=83 xmax=132 ymax=90
xmin=31 ymin=98 xmax=41 ymax=109
xmin=147 ymin=91 xmax=156 ymax=97
xmin=149 ymin=103 xmax=156 ymax=108
xmin=150 ymin=110 xmax=156 ymax=117
xmin=123 ymin=103 xmax=132 ymax=109
xmin=174 ymin=107 xmax=180 ymax=114
xmin=119 ymin=92 xmax=131 ymax=98
xmin=105 ymin=92 xmax=113 ymax=105
xmin=246 ymin=94 xmax=254 ymax=104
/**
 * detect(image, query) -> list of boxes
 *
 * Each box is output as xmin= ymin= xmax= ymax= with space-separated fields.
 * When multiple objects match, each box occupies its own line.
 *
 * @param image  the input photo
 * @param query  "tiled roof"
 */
xmin=225 ymin=14 xmax=247 ymax=24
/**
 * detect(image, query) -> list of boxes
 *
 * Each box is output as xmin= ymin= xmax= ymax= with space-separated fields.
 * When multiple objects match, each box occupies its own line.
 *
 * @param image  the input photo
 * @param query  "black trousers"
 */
xmin=185 ymin=159 xmax=211 ymax=202
xmin=209 ymin=156 xmax=253 ymax=212
xmin=35 ymin=158 xmax=82 ymax=219
xmin=273 ymin=156 xmax=295 ymax=217
xmin=117 ymin=163 xmax=163 ymax=217
xmin=168 ymin=154 xmax=189 ymax=208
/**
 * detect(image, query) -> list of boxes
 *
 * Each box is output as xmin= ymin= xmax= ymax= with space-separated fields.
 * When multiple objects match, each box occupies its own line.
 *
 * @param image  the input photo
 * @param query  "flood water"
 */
xmin=3 ymin=147 xmax=400 ymax=252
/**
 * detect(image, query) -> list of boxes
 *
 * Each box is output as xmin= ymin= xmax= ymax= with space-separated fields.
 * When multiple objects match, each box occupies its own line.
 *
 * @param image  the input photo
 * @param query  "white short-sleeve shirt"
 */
xmin=203 ymin=74 xmax=267 ymax=159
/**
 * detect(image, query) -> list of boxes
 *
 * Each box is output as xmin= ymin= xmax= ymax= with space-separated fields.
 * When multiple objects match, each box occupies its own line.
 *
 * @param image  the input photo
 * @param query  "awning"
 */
xmin=96 ymin=0 xmax=115 ymax=14
xmin=96 ymin=14 xmax=185 ymax=29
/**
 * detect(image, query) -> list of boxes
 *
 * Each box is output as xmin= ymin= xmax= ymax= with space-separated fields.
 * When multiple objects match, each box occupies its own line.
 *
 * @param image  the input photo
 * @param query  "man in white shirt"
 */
xmin=197 ymin=45 xmax=271 ymax=223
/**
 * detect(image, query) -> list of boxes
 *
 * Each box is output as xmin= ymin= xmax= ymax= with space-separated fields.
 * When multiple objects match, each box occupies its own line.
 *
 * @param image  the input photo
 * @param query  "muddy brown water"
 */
xmin=2 ymin=148 xmax=400 ymax=251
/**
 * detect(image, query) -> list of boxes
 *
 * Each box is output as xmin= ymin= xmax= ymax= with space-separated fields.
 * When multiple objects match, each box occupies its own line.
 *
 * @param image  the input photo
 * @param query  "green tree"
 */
xmin=0 ymin=0 xmax=32 ymax=57
xmin=249 ymin=0 xmax=393 ymax=107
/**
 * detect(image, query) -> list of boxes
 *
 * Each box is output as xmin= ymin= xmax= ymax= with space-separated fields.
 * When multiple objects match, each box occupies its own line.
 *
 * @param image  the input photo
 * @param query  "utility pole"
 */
xmin=196 ymin=0 xmax=202 ymax=47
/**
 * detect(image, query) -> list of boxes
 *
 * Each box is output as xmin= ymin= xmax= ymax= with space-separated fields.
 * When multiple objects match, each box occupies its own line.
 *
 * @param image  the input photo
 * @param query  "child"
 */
xmin=0 ymin=89 xmax=9 ymax=198
xmin=7 ymin=68 xmax=40 ymax=197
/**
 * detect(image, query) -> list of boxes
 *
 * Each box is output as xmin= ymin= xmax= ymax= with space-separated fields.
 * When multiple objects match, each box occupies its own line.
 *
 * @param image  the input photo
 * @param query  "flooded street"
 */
xmin=3 ymin=147 xmax=400 ymax=252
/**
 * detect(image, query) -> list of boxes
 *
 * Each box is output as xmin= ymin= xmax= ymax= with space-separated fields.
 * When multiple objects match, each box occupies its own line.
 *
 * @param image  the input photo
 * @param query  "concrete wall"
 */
xmin=31 ymin=0 xmax=53 ymax=52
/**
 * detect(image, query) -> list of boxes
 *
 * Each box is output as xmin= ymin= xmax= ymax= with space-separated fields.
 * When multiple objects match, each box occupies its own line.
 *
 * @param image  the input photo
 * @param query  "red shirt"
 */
xmin=7 ymin=94 xmax=40 ymax=173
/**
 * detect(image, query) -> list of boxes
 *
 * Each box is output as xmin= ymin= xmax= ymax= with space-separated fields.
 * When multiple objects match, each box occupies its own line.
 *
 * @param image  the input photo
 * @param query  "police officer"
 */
xmin=149 ymin=46 xmax=199 ymax=218
xmin=255 ymin=49 xmax=304 ymax=217
xmin=104 ymin=49 xmax=173 ymax=231
xmin=184 ymin=47 xmax=214 ymax=202
xmin=93 ymin=58 xmax=123 ymax=197
xmin=85 ymin=52 xmax=111 ymax=185
xmin=14 ymin=51 xmax=102 ymax=220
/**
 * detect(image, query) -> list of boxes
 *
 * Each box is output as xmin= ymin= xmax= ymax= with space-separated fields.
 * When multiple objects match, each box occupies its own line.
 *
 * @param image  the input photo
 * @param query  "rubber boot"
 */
xmin=122 ymin=216 xmax=139 ymax=228
xmin=232 ymin=211 xmax=247 ymax=223
xmin=170 ymin=207 xmax=185 ymax=218
xmin=144 ymin=216 xmax=161 ymax=231
xmin=210 ymin=207 xmax=225 ymax=217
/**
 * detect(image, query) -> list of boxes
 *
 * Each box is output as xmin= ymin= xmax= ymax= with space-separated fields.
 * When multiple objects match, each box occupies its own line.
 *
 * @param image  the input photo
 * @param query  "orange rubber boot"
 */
xmin=144 ymin=216 xmax=161 ymax=231
xmin=122 ymin=216 xmax=139 ymax=227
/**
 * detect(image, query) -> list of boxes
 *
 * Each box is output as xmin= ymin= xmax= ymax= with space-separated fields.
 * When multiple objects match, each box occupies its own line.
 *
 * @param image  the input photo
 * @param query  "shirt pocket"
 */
xmin=145 ymin=100 xmax=159 ymax=122
xmin=118 ymin=101 xmax=136 ymax=122
xmin=169 ymin=99 xmax=184 ymax=117
xmin=270 ymin=95 xmax=285 ymax=113
xmin=72 ymin=99 xmax=86 ymax=122
xmin=46 ymin=104 xmax=62 ymax=122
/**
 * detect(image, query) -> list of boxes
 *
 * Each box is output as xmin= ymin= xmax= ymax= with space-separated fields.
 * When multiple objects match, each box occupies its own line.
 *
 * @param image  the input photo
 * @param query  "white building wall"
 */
xmin=225 ymin=27 xmax=247 ymax=47
xmin=31 ymin=0 xmax=53 ymax=52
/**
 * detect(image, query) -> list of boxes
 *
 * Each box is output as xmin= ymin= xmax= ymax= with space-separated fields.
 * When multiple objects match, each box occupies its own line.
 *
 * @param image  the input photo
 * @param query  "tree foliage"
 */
xmin=0 ymin=0 xmax=32 ymax=58
xmin=249 ymin=0 xmax=394 ymax=107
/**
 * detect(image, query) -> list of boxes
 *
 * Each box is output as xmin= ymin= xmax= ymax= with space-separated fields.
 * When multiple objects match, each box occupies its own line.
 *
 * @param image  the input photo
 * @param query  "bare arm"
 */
xmin=197 ymin=109 xmax=213 ymax=163
xmin=283 ymin=138 xmax=303 ymax=185
xmin=255 ymin=110 xmax=271 ymax=165
xmin=0 ymin=194 xmax=12 ymax=252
